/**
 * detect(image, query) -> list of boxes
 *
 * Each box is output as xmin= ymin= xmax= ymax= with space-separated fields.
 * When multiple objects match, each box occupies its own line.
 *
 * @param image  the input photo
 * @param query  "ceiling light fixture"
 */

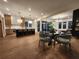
xmin=17 ymin=19 xmax=23 ymax=24
xmin=3 ymin=0 xmax=8 ymax=2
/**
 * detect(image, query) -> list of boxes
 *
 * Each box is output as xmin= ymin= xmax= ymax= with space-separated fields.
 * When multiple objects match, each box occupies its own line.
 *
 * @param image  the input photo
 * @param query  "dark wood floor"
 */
xmin=0 ymin=33 xmax=79 ymax=59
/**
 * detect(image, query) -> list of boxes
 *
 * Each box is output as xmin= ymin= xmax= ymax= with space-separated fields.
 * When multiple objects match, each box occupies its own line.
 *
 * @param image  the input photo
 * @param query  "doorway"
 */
xmin=0 ymin=20 xmax=2 ymax=37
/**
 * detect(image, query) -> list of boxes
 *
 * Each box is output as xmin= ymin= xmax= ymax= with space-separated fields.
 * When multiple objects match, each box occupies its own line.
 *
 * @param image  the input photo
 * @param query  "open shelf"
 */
xmin=72 ymin=9 xmax=79 ymax=36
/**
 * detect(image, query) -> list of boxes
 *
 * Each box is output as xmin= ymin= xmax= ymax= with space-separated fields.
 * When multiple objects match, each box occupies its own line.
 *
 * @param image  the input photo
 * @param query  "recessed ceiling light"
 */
xmin=3 ymin=0 xmax=8 ymax=2
xmin=41 ymin=13 xmax=44 ymax=16
xmin=36 ymin=16 xmax=37 ymax=18
xmin=28 ymin=8 xmax=31 ymax=11
xmin=37 ymin=18 xmax=41 ymax=21
xmin=23 ymin=16 xmax=25 ymax=17
xmin=6 ymin=8 xmax=10 ymax=11
xmin=28 ymin=21 xmax=32 ymax=23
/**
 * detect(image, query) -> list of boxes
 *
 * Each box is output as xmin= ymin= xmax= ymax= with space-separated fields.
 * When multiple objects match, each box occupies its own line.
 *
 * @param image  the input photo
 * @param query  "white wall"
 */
xmin=34 ymin=20 xmax=38 ymax=32
xmin=0 ymin=12 xmax=6 ymax=38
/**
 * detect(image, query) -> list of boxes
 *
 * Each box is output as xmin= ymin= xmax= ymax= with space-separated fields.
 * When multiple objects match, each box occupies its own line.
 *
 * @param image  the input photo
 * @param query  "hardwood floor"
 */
xmin=0 ymin=33 xmax=79 ymax=59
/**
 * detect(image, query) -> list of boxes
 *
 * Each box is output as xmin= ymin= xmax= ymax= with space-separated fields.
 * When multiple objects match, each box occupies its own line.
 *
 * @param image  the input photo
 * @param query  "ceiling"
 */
xmin=0 ymin=0 xmax=79 ymax=19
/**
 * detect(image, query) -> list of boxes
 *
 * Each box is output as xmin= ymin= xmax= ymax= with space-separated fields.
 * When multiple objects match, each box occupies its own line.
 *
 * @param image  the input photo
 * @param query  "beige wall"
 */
xmin=0 ymin=13 xmax=6 ymax=38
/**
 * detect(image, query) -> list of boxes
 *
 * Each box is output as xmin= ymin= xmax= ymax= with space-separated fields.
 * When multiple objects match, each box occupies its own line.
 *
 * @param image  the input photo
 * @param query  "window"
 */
xmin=25 ymin=21 xmax=32 ymax=27
xmin=59 ymin=22 xmax=62 ymax=29
xmin=37 ymin=21 xmax=40 ymax=32
xmin=68 ymin=21 xmax=72 ymax=29
xmin=29 ymin=23 xmax=32 ymax=27
xmin=42 ymin=21 xmax=47 ymax=31
xmin=63 ymin=22 xmax=66 ymax=29
xmin=25 ymin=22 xmax=28 ymax=27
xmin=28 ymin=21 xmax=32 ymax=27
